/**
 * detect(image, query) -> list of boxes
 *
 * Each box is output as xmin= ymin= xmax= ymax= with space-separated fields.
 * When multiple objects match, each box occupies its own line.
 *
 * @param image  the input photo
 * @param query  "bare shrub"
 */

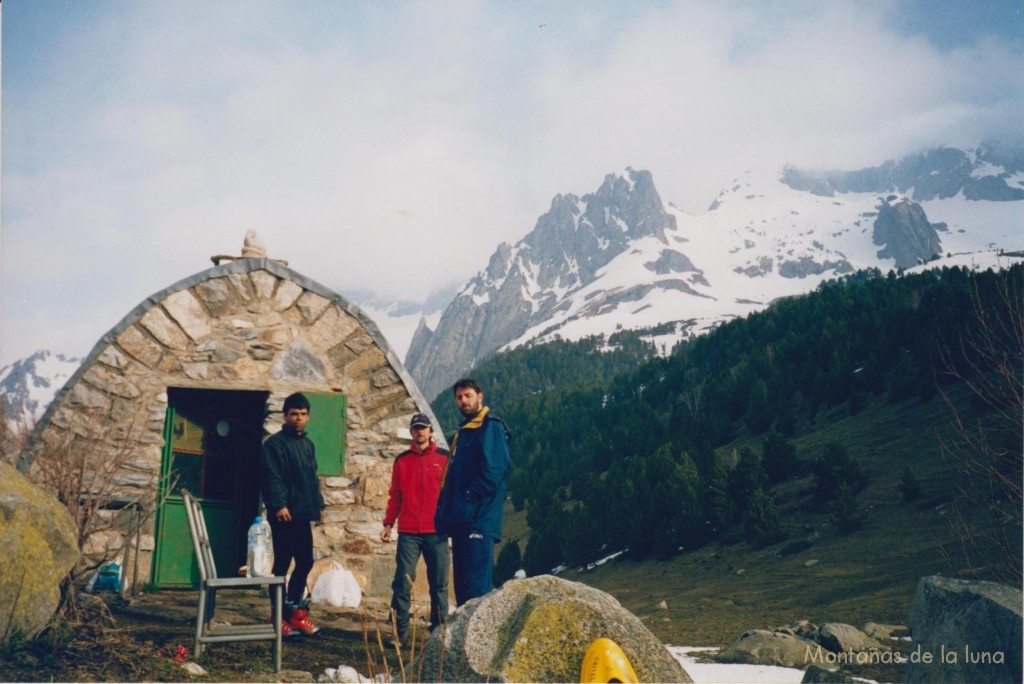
xmin=938 ymin=266 xmax=1023 ymax=585
xmin=345 ymin=593 xmax=447 ymax=683
xmin=0 ymin=391 xmax=37 ymax=467
xmin=0 ymin=408 xmax=25 ymax=467
xmin=20 ymin=408 xmax=171 ymax=620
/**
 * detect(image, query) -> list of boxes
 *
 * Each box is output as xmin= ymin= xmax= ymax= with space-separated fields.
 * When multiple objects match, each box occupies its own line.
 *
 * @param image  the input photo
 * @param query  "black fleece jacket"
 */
xmin=259 ymin=425 xmax=325 ymax=521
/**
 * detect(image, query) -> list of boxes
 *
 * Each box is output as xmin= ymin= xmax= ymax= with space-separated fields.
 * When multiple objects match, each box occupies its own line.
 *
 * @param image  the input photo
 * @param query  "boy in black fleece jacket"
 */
xmin=260 ymin=392 xmax=325 ymax=637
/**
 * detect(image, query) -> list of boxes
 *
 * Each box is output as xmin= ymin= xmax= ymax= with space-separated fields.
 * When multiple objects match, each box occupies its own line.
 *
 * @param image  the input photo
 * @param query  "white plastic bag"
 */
xmin=311 ymin=561 xmax=362 ymax=608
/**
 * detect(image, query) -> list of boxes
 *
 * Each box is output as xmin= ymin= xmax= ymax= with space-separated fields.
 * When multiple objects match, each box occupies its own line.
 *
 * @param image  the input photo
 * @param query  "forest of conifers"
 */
xmin=429 ymin=264 xmax=1022 ymax=580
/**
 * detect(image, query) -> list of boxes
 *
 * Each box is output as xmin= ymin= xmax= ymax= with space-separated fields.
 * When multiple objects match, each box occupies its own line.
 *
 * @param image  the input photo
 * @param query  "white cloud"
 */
xmin=529 ymin=1 xmax=1023 ymax=211
xmin=2 ymin=0 xmax=1022 ymax=363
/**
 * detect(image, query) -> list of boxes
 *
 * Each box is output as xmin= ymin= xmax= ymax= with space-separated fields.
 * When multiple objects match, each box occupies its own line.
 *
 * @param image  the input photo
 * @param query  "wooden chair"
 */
xmin=181 ymin=489 xmax=285 ymax=671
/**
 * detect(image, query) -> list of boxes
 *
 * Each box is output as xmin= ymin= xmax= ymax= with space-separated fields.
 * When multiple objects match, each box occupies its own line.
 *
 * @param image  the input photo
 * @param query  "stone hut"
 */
xmin=24 ymin=244 xmax=442 ymax=606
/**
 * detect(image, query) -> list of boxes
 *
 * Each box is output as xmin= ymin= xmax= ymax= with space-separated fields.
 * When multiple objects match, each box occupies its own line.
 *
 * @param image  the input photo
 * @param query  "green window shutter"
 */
xmin=306 ymin=392 xmax=346 ymax=476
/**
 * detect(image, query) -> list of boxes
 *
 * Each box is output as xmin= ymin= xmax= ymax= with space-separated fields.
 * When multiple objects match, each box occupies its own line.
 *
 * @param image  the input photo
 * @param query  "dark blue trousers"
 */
xmin=450 ymin=532 xmax=494 ymax=606
xmin=391 ymin=533 xmax=450 ymax=636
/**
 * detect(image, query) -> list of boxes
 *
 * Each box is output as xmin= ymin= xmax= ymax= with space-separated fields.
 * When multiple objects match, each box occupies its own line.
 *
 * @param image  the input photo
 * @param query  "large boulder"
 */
xmin=862 ymin=622 xmax=906 ymax=641
xmin=903 ymin=575 xmax=1022 ymax=683
xmin=716 ymin=629 xmax=820 ymax=668
xmin=817 ymin=622 xmax=882 ymax=653
xmin=0 ymin=461 xmax=80 ymax=639
xmin=801 ymin=664 xmax=856 ymax=683
xmin=415 ymin=575 xmax=692 ymax=682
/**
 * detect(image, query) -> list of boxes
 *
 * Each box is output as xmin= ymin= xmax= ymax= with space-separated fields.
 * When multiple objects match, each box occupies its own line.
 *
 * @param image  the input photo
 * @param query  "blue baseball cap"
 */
xmin=410 ymin=413 xmax=432 ymax=428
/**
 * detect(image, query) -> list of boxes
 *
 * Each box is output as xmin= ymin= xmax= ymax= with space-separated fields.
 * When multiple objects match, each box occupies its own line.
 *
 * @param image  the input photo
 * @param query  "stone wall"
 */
xmin=29 ymin=259 xmax=431 ymax=604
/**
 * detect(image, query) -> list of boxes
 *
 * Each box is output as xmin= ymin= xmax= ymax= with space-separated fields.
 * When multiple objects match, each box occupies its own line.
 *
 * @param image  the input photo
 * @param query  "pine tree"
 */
xmin=705 ymin=460 xmax=738 ymax=537
xmin=652 ymin=450 xmax=707 ymax=558
xmin=744 ymin=488 xmax=784 ymax=547
xmin=762 ymin=432 xmax=797 ymax=483
xmin=888 ymin=350 xmax=919 ymax=402
xmin=831 ymin=482 xmax=867 ymax=533
xmin=523 ymin=527 xmax=561 ymax=577
xmin=494 ymin=539 xmax=523 ymax=587
xmin=811 ymin=442 xmax=869 ymax=501
xmin=745 ymin=380 xmax=773 ymax=435
xmin=730 ymin=447 xmax=768 ymax=513
xmin=898 ymin=465 xmax=921 ymax=502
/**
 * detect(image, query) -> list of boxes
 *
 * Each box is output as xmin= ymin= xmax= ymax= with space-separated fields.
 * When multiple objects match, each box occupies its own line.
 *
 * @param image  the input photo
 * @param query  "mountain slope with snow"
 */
xmin=407 ymin=145 xmax=1023 ymax=399
xmin=0 ymin=350 xmax=81 ymax=430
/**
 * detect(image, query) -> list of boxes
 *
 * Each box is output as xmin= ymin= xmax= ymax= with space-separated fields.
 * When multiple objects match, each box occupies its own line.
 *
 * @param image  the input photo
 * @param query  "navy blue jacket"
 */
xmin=260 ymin=425 xmax=325 ymax=521
xmin=435 ymin=408 xmax=511 ymax=541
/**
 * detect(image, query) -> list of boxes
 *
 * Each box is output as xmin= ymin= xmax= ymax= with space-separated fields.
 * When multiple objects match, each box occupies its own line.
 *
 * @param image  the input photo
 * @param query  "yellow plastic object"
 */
xmin=580 ymin=637 xmax=640 ymax=683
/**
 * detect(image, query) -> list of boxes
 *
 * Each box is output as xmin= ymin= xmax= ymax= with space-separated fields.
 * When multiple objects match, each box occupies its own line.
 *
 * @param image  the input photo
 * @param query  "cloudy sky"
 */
xmin=2 ymin=0 xmax=1022 ymax=365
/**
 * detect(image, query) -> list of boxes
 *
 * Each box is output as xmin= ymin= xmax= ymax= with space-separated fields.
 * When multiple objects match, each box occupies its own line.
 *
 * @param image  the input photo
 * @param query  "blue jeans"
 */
xmin=451 ymin=532 xmax=494 ymax=606
xmin=391 ymin=533 xmax=450 ymax=637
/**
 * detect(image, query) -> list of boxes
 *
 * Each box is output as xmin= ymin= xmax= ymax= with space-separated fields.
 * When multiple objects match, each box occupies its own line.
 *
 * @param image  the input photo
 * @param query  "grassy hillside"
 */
xmin=497 ymin=381 xmax=1008 ymax=647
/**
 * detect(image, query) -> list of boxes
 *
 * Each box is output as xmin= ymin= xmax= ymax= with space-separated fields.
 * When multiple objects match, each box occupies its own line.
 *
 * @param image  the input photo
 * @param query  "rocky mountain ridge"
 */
xmin=779 ymin=141 xmax=1024 ymax=202
xmin=406 ymin=144 xmax=1024 ymax=400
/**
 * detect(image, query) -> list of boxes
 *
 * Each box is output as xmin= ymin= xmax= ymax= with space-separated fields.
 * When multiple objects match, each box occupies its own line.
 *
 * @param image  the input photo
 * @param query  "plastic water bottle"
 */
xmin=260 ymin=516 xmax=273 ymax=569
xmin=246 ymin=515 xmax=272 ymax=577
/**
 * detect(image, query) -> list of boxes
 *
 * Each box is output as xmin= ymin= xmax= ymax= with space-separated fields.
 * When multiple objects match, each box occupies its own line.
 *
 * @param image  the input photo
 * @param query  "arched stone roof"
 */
xmin=33 ymin=257 xmax=443 ymax=445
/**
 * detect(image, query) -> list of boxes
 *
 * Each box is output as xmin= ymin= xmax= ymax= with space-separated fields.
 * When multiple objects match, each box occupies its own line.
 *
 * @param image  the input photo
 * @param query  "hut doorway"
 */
xmin=151 ymin=388 xmax=269 ymax=587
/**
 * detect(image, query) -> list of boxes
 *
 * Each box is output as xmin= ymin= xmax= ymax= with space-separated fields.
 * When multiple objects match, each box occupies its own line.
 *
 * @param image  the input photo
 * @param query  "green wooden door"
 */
xmin=153 ymin=498 xmax=195 ymax=586
xmin=152 ymin=389 xmax=268 ymax=587
xmin=152 ymin=498 xmax=238 ymax=586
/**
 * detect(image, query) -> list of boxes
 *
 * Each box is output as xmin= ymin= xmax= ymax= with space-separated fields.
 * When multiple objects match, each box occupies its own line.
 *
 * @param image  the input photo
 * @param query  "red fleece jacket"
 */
xmin=383 ymin=441 xmax=448 ymax=534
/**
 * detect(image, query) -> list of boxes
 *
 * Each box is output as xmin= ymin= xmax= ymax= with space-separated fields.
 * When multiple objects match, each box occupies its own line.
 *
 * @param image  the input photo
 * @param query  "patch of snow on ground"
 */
xmin=908 ymin=250 xmax=1024 ymax=274
xmin=667 ymin=647 xmax=805 ymax=684
xmin=584 ymin=550 xmax=624 ymax=571
xmin=646 ymin=325 xmax=692 ymax=356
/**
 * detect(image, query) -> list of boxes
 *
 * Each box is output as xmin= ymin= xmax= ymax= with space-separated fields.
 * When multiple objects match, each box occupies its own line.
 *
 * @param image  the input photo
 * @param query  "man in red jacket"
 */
xmin=380 ymin=412 xmax=450 ymax=646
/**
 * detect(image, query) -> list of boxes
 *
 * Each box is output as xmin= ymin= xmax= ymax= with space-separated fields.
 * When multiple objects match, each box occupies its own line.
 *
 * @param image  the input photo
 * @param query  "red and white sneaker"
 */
xmin=280 ymin=619 xmax=299 ymax=639
xmin=289 ymin=608 xmax=320 ymax=636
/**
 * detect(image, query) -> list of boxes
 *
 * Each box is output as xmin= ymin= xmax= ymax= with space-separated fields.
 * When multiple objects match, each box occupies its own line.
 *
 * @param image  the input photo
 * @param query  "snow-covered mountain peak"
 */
xmin=407 ymin=145 xmax=1023 ymax=399
xmin=406 ymin=167 xmax=688 ymax=397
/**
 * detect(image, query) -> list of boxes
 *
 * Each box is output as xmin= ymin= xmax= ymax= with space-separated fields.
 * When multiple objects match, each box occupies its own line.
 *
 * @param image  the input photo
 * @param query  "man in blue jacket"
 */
xmin=435 ymin=378 xmax=511 ymax=605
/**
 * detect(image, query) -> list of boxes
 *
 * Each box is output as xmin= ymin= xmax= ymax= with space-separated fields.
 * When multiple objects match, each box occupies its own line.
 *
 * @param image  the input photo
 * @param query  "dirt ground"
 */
xmin=0 ymin=590 xmax=415 ymax=683
xmin=1 ymin=585 xmax=908 ymax=684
